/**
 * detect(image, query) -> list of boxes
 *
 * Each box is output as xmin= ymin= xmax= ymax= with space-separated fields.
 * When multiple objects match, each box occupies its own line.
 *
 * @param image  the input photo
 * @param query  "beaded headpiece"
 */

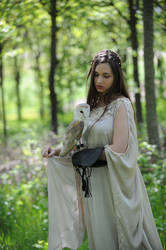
xmin=91 ymin=49 xmax=121 ymax=68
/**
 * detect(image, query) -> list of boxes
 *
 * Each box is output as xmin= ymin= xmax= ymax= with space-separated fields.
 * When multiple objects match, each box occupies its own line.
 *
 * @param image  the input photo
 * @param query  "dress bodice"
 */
xmin=82 ymin=97 xmax=132 ymax=148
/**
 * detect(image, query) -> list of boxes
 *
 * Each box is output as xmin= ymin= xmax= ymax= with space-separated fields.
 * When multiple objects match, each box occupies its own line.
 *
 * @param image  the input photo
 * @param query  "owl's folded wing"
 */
xmin=60 ymin=120 xmax=84 ymax=156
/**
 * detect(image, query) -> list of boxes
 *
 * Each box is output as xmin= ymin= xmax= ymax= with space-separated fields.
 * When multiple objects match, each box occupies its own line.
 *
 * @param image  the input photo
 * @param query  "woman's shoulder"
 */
xmin=107 ymin=96 xmax=133 ymax=118
xmin=111 ymin=99 xmax=136 ymax=126
xmin=108 ymin=96 xmax=131 ymax=108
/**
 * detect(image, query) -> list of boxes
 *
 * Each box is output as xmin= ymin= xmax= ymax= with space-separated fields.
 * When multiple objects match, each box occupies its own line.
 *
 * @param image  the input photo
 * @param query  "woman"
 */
xmin=42 ymin=50 xmax=163 ymax=250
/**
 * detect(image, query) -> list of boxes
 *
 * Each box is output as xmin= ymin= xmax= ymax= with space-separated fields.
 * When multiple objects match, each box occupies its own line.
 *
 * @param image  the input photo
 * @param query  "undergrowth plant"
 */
xmin=138 ymin=141 xmax=166 ymax=247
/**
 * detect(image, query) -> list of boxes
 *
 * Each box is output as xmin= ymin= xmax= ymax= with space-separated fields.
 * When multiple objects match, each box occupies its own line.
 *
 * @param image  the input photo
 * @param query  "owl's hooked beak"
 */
xmin=80 ymin=110 xmax=86 ymax=119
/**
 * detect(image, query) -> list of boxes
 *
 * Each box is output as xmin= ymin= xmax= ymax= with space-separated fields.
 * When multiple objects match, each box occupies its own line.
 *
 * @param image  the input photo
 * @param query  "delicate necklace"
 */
xmin=96 ymin=95 xmax=105 ymax=108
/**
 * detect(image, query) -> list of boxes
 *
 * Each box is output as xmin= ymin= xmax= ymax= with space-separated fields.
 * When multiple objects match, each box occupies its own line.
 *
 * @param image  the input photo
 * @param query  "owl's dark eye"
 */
xmin=80 ymin=110 xmax=83 ymax=113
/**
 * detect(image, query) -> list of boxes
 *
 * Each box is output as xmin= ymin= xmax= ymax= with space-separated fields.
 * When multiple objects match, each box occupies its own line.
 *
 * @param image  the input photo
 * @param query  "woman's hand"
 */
xmin=73 ymin=145 xmax=77 ymax=152
xmin=100 ymin=149 xmax=106 ymax=161
xmin=42 ymin=146 xmax=60 ymax=158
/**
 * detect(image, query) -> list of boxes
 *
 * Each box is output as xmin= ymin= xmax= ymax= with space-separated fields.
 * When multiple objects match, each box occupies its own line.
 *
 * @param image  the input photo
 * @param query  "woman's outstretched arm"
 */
xmin=100 ymin=103 xmax=129 ymax=160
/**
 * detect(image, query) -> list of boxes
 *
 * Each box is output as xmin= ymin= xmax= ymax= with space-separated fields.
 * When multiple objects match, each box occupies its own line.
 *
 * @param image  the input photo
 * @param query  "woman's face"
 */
xmin=94 ymin=63 xmax=114 ymax=94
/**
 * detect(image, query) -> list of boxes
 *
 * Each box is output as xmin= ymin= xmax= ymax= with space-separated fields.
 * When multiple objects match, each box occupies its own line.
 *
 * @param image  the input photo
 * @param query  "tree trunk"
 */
xmin=128 ymin=0 xmax=143 ymax=124
xmin=119 ymin=49 xmax=127 ymax=75
xmin=14 ymin=56 xmax=22 ymax=121
xmin=35 ymin=51 xmax=44 ymax=120
xmin=143 ymin=0 xmax=160 ymax=148
xmin=49 ymin=0 xmax=58 ymax=133
xmin=157 ymin=56 xmax=165 ymax=97
xmin=0 ymin=43 xmax=7 ymax=142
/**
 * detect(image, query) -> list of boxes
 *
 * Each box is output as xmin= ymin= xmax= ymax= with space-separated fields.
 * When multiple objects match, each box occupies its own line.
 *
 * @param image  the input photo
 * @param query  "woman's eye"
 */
xmin=104 ymin=75 xmax=110 ymax=78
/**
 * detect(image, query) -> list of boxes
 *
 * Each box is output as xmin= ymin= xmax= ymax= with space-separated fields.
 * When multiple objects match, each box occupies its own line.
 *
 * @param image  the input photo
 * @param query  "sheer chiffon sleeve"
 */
xmin=110 ymin=102 xmax=129 ymax=154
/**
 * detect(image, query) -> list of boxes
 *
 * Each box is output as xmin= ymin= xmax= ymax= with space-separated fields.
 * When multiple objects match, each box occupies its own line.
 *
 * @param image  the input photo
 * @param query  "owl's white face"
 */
xmin=74 ymin=103 xmax=90 ymax=121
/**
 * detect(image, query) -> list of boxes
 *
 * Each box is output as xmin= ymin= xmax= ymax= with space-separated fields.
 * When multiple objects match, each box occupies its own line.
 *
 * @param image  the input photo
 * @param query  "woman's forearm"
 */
xmin=99 ymin=142 xmax=127 ymax=161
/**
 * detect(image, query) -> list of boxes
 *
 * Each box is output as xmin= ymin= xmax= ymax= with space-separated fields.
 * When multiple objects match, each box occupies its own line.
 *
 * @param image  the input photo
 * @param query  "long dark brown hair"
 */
xmin=87 ymin=49 xmax=131 ymax=111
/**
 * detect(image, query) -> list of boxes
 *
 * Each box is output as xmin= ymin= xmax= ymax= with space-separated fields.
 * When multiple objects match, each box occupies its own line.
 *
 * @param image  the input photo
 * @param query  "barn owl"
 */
xmin=59 ymin=103 xmax=90 ymax=157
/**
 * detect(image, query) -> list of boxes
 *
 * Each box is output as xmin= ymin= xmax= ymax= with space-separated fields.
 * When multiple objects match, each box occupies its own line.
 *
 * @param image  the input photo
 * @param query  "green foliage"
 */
xmin=157 ymin=97 xmax=166 ymax=123
xmin=138 ymin=141 xmax=166 ymax=246
xmin=0 ymin=135 xmax=48 ymax=249
xmin=58 ymin=111 xmax=73 ymax=127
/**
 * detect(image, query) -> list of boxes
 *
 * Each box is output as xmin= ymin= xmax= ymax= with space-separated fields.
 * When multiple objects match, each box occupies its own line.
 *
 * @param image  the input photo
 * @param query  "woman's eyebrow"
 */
xmin=95 ymin=71 xmax=112 ymax=74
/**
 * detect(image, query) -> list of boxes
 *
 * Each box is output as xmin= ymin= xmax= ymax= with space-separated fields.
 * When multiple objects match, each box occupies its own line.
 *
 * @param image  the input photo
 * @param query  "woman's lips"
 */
xmin=96 ymin=85 xmax=104 ymax=90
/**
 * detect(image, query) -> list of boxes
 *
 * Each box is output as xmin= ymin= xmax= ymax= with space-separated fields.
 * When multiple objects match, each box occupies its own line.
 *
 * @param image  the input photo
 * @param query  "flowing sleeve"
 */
xmin=46 ymin=157 xmax=85 ymax=250
xmin=104 ymin=98 xmax=163 ymax=250
xmin=104 ymin=99 xmax=143 ymax=249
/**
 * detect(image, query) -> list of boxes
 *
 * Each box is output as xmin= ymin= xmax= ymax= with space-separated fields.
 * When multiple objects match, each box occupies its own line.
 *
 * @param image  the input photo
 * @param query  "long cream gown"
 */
xmin=46 ymin=97 xmax=163 ymax=250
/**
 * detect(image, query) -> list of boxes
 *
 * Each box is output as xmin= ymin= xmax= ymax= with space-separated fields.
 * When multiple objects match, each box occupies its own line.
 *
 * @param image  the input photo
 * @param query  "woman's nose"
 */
xmin=97 ymin=76 xmax=103 ymax=84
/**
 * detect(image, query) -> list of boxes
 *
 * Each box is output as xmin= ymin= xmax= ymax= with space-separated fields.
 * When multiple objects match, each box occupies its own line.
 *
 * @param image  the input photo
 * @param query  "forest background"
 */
xmin=0 ymin=0 xmax=166 ymax=249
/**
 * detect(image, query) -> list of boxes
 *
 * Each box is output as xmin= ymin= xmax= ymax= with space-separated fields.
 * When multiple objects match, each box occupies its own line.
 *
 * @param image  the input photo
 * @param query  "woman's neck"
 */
xmin=97 ymin=101 xmax=105 ymax=107
xmin=96 ymin=95 xmax=105 ymax=107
